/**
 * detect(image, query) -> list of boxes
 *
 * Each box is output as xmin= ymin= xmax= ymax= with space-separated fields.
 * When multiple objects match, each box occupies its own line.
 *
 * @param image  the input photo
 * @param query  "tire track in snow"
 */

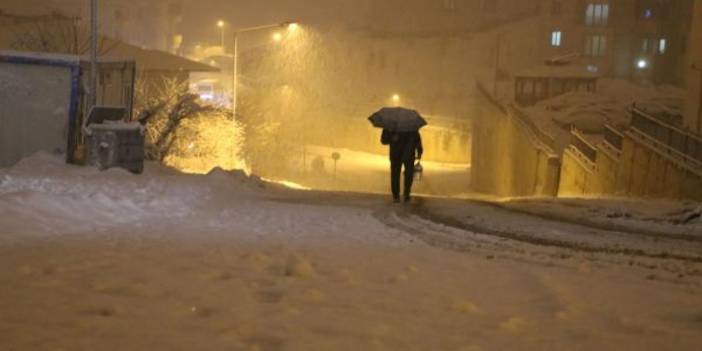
xmin=408 ymin=198 xmax=702 ymax=264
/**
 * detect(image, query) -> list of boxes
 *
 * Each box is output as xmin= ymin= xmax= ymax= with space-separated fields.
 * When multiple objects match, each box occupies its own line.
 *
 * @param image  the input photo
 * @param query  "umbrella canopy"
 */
xmin=368 ymin=107 xmax=427 ymax=132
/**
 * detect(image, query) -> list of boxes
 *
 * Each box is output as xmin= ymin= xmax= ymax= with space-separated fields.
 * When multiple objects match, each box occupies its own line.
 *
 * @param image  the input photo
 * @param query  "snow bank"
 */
xmin=0 ymin=152 xmax=263 ymax=237
xmin=521 ymin=78 xmax=686 ymax=151
xmin=0 ymin=152 xmax=406 ymax=246
xmin=503 ymin=197 xmax=702 ymax=236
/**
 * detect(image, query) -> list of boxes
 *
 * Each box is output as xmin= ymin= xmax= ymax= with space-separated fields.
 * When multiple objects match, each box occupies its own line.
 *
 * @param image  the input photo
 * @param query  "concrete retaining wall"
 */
xmin=619 ymin=135 xmax=702 ymax=200
xmin=557 ymin=134 xmax=702 ymax=201
xmin=471 ymin=93 xmax=560 ymax=197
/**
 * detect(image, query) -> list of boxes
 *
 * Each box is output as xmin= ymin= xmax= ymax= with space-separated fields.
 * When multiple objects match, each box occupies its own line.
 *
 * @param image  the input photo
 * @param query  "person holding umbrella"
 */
xmin=369 ymin=107 xmax=426 ymax=203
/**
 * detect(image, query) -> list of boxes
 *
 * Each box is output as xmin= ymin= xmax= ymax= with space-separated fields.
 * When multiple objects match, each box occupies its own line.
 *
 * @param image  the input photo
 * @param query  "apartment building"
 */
xmin=537 ymin=0 xmax=693 ymax=84
xmin=351 ymin=0 xmax=540 ymax=35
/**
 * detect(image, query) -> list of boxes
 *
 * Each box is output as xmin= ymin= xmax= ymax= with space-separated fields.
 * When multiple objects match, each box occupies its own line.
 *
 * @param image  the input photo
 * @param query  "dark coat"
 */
xmin=381 ymin=130 xmax=423 ymax=162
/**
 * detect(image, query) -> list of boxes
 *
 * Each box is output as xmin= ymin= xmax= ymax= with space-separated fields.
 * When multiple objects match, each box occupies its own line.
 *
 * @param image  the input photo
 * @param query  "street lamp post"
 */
xmin=494 ymin=31 xmax=504 ymax=98
xmin=230 ymin=21 xmax=298 ymax=119
xmin=89 ymin=0 xmax=98 ymax=110
xmin=217 ymin=20 xmax=226 ymax=48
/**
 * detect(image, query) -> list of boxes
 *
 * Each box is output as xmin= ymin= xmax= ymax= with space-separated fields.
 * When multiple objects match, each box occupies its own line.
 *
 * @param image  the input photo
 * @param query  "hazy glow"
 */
xmin=637 ymin=59 xmax=648 ymax=69
xmin=163 ymin=113 xmax=246 ymax=175
xmin=262 ymin=178 xmax=311 ymax=190
xmin=272 ymin=32 xmax=283 ymax=42
xmin=217 ymin=20 xmax=225 ymax=28
xmin=287 ymin=23 xmax=299 ymax=32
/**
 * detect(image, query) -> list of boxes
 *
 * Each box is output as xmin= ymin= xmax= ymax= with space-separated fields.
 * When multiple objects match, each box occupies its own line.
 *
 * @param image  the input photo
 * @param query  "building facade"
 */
xmin=685 ymin=1 xmax=702 ymax=134
xmin=98 ymin=0 xmax=184 ymax=53
xmin=536 ymin=0 xmax=693 ymax=85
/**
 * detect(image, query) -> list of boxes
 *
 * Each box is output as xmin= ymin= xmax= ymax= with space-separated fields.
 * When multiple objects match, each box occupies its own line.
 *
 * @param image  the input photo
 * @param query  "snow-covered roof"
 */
xmin=0 ymin=49 xmax=79 ymax=65
xmin=0 ymin=18 xmax=218 ymax=73
xmin=515 ymin=64 xmax=600 ymax=79
xmin=0 ymin=49 xmax=129 ymax=65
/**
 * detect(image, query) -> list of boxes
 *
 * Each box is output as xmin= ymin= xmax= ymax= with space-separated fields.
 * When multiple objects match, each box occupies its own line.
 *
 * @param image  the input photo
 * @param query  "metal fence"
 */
xmin=603 ymin=124 xmax=624 ymax=151
xmin=631 ymin=108 xmax=702 ymax=166
xmin=476 ymin=82 xmax=556 ymax=151
xmin=570 ymin=128 xmax=597 ymax=163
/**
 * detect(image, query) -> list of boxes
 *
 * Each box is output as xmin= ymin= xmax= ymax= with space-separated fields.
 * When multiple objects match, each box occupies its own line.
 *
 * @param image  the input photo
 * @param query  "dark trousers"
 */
xmin=390 ymin=158 xmax=415 ymax=200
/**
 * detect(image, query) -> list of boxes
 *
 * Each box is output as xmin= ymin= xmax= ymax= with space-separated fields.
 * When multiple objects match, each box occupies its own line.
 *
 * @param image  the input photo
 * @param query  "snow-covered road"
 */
xmin=1 ymin=154 xmax=701 ymax=350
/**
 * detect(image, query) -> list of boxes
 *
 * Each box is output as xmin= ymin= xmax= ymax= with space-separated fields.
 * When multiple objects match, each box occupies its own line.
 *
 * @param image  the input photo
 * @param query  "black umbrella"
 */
xmin=368 ymin=107 xmax=427 ymax=132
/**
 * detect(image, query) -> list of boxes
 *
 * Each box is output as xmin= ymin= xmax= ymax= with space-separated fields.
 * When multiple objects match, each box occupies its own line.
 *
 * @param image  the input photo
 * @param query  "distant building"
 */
xmin=0 ymin=0 xmax=184 ymax=53
xmin=98 ymin=0 xmax=184 ymax=53
xmin=350 ymin=0 xmax=540 ymax=34
xmin=536 ymin=0 xmax=694 ymax=85
xmin=684 ymin=1 xmax=702 ymax=134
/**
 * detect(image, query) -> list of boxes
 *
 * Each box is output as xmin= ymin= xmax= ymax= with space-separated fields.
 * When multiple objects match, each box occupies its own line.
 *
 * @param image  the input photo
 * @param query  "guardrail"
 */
xmin=603 ymin=124 xmax=624 ymax=151
xmin=570 ymin=128 xmax=597 ymax=163
xmin=476 ymin=82 xmax=556 ymax=151
xmin=509 ymin=106 xmax=556 ymax=150
xmin=631 ymin=107 xmax=702 ymax=167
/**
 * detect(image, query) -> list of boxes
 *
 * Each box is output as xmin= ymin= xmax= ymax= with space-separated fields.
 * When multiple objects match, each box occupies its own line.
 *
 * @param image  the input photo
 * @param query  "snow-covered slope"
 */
xmin=0 ymin=154 xmax=701 ymax=350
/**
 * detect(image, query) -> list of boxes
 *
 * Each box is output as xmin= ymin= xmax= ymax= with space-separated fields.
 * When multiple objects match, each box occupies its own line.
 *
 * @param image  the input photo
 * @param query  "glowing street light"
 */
xmin=231 ymin=20 xmax=300 ymax=118
xmin=637 ymin=59 xmax=648 ymax=70
xmin=217 ymin=20 xmax=226 ymax=48
xmin=392 ymin=94 xmax=401 ymax=105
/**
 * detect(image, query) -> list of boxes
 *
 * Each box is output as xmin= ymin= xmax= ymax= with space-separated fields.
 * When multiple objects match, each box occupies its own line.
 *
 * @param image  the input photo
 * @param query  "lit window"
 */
xmin=586 ymin=64 xmax=599 ymax=73
xmin=585 ymin=3 xmax=609 ymax=26
xmin=585 ymin=35 xmax=607 ymax=56
xmin=658 ymin=38 xmax=667 ymax=54
xmin=551 ymin=31 xmax=563 ymax=47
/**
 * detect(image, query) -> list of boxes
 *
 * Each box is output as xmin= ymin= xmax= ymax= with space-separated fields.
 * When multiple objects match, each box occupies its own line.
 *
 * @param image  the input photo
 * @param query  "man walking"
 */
xmin=381 ymin=130 xmax=423 ymax=203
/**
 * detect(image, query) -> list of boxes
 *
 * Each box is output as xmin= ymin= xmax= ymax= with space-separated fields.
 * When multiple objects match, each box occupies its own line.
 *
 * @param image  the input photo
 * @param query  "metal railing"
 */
xmin=631 ymin=107 xmax=702 ymax=167
xmin=570 ymin=128 xmax=597 ymax=163
xmin=510 ymin=106 xmax=557 ymax=150
xmin=603 ymin=124 xmax=624 ymax=151
xmin=476 ymin=82 xmax=556 ymax=151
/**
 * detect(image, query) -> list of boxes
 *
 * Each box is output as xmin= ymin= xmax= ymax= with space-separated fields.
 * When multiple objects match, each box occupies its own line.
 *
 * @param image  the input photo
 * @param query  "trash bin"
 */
xmin=85 ymin=106 xmax=145 ymax=174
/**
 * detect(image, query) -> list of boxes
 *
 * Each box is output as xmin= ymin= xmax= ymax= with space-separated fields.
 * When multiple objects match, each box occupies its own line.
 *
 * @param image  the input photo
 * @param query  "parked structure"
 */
xmin=0 ymin=11 xmax=217 ymax=102
xmin=0 ymin=51 xmax=135 ymax=167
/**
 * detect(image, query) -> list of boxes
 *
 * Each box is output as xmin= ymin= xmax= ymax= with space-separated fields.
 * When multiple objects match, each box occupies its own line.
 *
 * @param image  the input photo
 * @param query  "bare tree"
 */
xmin=2 ymin=12 xmax=117 ymax=55
xmin=135 ymin=76 xmax=234 ymax=162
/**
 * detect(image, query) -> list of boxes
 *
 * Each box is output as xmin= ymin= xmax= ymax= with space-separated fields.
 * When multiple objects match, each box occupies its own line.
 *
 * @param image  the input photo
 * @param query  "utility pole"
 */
xmin=232 ymin=32 xmax=239 ymax=119
xmin=89 ymin=0 xmax=98 ymax=110
xmin=493 ymin=31 xmax=503 ymax=98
